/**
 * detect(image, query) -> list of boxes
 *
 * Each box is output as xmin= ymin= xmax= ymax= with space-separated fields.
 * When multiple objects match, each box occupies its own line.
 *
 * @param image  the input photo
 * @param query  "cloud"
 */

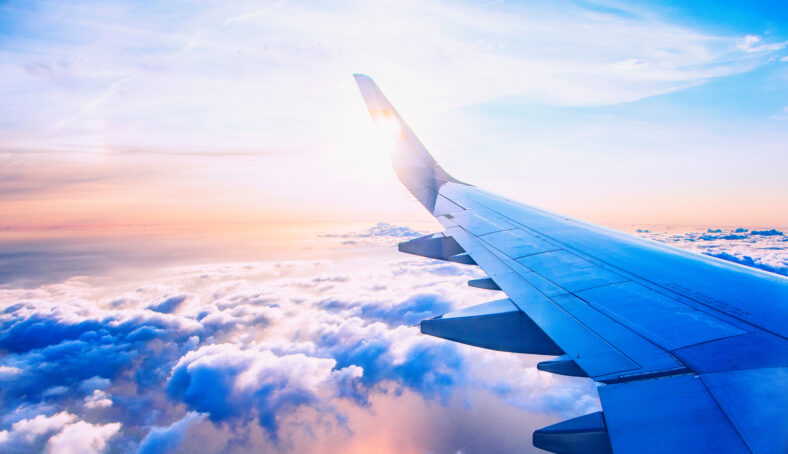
xmin=1 ymin=0 xmax=781 ymax=159
xmin=0 ymin=365 xmax=22 ymax=379
xmin=166 ymin=344 xmax=341 ymax=436
xmin=78 ymin=377 xmax=112 ymax=394
xmin=137 ymin=412 xmax=206 ymax=454
xmin=45 ymin=420 xmax=121 ymax=454
xmin=637 ymin=227 xmax=788 ymax=276
xmin=357 ymin=294 xmax=452 ymax=326
xmin=84 ymin=390 xmax=113 ymax=409
xmin=147 ymin=295 xmax=189 ymax=314
xmin=4 ymin=412 xmax=76 ymax=443
xmin=614 ymin=58 xmax=649 ymax=69
xmin=14 ymin=223 xmax=783 ymax=451
xmin=361 ymin=223 xmax=424 ymax=239
xmin=0 ymin=411 xmax=120 ymax=454
xmin=0 ymin=298 xmax=202 ymax=422
xmin=0 ymin=232 xmax=571 ymax=452
xmin=750 ymin=229 xmax=783 ymax=236
xmin=319 ymin=222 xmax=424 ymax=244
xmin=736 ymin=35 xmax=787 ymax=53
xmin=0 ymin=220 xmax=783 ymax=454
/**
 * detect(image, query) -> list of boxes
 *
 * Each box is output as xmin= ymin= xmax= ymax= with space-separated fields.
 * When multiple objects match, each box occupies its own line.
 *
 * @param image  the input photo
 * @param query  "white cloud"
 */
xmin=11 ymin=411 xmax=77 ymax=442
xmin=84 ymin=390 xmax=113 ymax=409
xmin=737 ymin=35 xmax=787 ymax=53
xmin=0 ymin=365 xmax=22 ymax=379
xmin=0 ymin=0 xmax=781 ymax=157
xmin=614 ymin=58 xmax=649 ymax=69
xmin=45 ymin=420 xmax=121 ymax=454
xmin=0 ymin=403 xmax=120 ymax=451
xmin=173 ymin=343 xmax=338 ymax=394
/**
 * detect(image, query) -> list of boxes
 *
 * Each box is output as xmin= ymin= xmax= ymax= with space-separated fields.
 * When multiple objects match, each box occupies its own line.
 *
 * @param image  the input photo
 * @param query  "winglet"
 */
xmin=353 ymin=74 xmax=465 ymax=214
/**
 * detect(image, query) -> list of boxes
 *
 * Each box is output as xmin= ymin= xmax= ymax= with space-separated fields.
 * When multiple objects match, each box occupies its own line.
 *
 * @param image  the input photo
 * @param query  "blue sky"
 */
xmin=626 ymin=0 xmax=788 ymax=35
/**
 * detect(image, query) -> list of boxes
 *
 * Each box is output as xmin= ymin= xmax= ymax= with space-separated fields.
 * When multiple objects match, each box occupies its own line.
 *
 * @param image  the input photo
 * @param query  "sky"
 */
xmin=0 ymin=0 xmax=787 ymax=453
xmin=1 ymin=0 xmax=787 ymax=233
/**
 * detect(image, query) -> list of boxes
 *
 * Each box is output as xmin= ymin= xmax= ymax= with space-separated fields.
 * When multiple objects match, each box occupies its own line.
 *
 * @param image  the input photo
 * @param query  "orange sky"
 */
xmin=3 ymin=143 xmax=785 ymax=238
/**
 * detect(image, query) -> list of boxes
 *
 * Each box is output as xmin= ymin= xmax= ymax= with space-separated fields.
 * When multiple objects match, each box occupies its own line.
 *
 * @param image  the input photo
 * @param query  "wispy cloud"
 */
xmin=1 ymin=0 xmax=786 ymax=228
xmin=736 ymin=34 xmax=787 ymax=53
xmin=54 ymin=75 xmax=138 ymax=129
xmin=2 ymin=0 xmax=783 ymax=152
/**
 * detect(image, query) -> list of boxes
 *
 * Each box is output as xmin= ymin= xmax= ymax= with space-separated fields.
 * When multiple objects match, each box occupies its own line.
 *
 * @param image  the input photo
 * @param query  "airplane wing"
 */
xmin=353 ymin=74 xmax=788 ymax=454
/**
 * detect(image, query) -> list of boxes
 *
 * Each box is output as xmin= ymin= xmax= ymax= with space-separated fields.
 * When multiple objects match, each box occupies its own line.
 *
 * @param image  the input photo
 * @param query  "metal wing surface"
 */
xmin=353 ymin=74 xmax=788 ymax=454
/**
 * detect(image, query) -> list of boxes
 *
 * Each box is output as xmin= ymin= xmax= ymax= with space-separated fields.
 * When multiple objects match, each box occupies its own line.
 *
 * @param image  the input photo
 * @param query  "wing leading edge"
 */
xmin=353 ymin=74 xmax=788 ymax=454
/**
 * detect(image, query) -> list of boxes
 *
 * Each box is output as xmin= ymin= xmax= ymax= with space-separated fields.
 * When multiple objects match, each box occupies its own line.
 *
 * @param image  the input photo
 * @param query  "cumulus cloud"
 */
xmin=136 ymin=412 xmax=206 ymax=454
xmin=166 ymin=344 xmax=341 ymax=436
xmin=5 ymin=412 xmax=76 ymax=443
xmin=45 ymin=420 xmax=121 ymax=454
xmin=357 ymin=294 xmax=453 ymax=327
xmin=84 ymin=390 xmax=113 ymax=409
xmin=0 ymin=411 xmax=121 ymax=454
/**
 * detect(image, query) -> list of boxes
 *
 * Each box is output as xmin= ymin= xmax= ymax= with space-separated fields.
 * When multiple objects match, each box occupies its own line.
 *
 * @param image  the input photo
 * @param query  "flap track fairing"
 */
xmin=420 ymin=299 xmax=563 ymax=355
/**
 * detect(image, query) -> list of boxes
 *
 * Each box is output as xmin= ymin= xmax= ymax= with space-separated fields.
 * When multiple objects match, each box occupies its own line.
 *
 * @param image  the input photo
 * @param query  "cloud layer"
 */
xmin=0 ymin=225 xmax=600 ymax=453
xmin=639 ymin=227 xmax=787 ymax=276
